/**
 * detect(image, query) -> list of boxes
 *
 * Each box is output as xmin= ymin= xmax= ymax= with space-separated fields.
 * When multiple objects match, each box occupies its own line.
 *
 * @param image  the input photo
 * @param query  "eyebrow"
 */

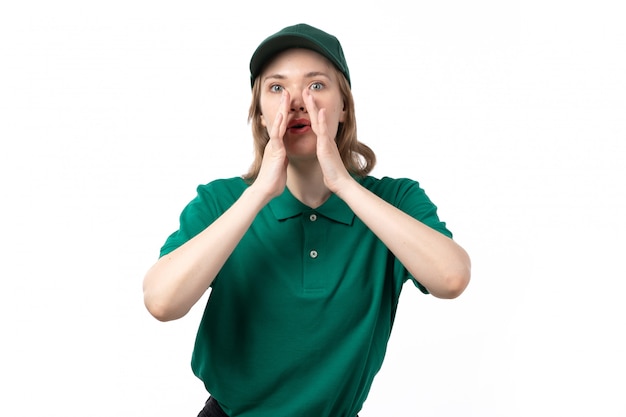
xmin=263 ymin=71 xmax=332 ymax=83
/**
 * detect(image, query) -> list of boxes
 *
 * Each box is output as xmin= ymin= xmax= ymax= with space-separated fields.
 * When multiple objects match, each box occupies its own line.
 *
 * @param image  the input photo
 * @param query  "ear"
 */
xmin=260 ymin=114 xmax=267 ymax=128
xmin=339 ymin=102 xmax=347 ymax=123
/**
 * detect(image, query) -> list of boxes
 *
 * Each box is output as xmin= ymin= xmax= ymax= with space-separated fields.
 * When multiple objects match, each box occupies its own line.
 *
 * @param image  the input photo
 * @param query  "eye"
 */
xmin=269 ymin=84 xmax=283 ymax=93
xmin=310 ymin=82 xmax=324 ymax=91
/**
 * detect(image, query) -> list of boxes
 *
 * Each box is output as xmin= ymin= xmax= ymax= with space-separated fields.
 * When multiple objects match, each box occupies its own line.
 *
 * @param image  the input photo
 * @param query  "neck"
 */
xmin=286 ymin=162 xmax=331 ymax=208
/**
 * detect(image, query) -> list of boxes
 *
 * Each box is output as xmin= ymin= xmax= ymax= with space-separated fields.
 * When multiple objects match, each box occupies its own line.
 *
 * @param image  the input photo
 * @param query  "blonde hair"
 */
xmin=242 ymin=68 xmax=376 ymax=183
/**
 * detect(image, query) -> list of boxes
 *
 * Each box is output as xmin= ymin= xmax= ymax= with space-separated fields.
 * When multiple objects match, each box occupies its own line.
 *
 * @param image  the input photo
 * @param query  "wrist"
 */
xmin=331 ymin=175 xmax=359 ymax=201
xmin=242 ymin=183 xmax=275 ymax=210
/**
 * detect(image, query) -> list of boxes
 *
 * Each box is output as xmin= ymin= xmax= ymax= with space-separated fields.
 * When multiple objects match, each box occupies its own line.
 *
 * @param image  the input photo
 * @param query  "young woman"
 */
xmin=143 ymin=23 xmax=471 ymax=417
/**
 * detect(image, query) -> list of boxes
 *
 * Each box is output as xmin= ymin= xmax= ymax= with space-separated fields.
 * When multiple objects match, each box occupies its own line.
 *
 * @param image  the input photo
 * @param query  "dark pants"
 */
xmin=197 ymin=397 xmax=229 ymax=417
xmin=197 ymin=396 xmax=359 ymax=417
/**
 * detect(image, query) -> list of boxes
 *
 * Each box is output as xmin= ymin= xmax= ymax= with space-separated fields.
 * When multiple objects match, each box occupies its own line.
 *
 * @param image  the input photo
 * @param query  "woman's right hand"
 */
xmin=253 ymin=90 xmax=289 ymax=200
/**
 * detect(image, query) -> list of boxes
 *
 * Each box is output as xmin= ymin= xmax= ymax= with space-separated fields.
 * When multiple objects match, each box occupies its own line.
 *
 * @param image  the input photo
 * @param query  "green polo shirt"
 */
xmin=160 ymin=176 xmax=452 ymax=417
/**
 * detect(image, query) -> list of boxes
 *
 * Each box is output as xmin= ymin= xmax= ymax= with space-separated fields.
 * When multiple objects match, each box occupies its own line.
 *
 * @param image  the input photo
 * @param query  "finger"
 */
xmin=316 ymin=108 xmax=328 ymax=138
xmin=303 ymin=89 xmax=323 ymax=135
xmin=278 ymin=90 xmax=290 ymax=136
xmin=270 ymin=90 xmax=289 ymax=141
xmin=270 ymin=112 xmax=284 ymax=140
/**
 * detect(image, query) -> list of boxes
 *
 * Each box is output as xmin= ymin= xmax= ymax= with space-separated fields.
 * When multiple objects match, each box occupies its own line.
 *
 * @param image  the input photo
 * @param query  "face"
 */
xmin=259 ymin=48 xmax=346 ymax=158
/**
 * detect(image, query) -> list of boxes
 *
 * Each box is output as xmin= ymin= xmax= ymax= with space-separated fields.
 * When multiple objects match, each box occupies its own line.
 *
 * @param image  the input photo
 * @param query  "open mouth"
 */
xmin=288 ymin=118 xmax=311 ymax=130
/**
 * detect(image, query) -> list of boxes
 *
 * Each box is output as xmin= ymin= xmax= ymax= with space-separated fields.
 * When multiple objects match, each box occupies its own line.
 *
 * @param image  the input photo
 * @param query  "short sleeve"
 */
xmin=159 ymin=178 xmax=246 ymax=257
xmin=386 ymin=177 xmax=453 ymax=294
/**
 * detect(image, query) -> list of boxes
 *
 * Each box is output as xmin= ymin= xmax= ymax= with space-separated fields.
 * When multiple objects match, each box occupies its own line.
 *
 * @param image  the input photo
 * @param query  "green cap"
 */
xmin=249 ymin=23 xmax=351 ymax=88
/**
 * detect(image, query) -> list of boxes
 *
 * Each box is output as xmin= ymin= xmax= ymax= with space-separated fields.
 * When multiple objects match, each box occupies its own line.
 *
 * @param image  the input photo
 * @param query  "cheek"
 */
xmin=327 ymin=99 xmax=346 ymax=123
xmin=329 ymin=103 xmax=346 ymax=125
xmin=260 ymin=113 xmax=276 ymax=134
xmin=258 ymin=98 xmax=276 ymax=129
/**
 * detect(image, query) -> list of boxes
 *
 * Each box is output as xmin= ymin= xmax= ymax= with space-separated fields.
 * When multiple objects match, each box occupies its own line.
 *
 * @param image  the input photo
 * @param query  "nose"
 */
xmin=289 ymin=90 xmax=307 ymax=113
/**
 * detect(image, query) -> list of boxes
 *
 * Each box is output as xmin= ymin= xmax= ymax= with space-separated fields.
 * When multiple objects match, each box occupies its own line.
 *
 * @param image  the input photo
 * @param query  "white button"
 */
xmin=309 ymin=213 xmax=317 ymax=221
xmin=309 ymin=250 xmax=318 ymax=258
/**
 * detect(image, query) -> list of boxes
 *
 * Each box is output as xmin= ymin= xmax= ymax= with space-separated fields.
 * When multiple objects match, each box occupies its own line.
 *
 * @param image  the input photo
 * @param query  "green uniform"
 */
xmin=160 ymin=176 xmax=452 ymax=417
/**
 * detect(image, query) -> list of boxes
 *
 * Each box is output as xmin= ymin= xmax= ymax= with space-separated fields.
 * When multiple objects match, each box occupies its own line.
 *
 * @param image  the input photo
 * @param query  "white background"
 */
xmin=1 ymin=1 xmax=625 ymax=416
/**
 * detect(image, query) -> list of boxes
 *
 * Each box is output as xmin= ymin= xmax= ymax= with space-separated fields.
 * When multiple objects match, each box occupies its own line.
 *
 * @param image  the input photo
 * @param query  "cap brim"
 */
xmin=250 ymin=35 xmax=339 ymax=86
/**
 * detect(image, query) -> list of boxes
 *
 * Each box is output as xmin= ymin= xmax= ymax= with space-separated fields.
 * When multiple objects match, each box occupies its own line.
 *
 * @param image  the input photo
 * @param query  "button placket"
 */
xmin=308 ymin=212 xmax=318 ymax=259
xmin=302 ymin=211 xmax=325 ymax=291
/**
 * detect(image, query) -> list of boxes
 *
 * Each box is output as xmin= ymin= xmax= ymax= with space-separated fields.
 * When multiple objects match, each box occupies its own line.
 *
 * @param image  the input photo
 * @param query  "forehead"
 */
xmin=261 ymin=48 xmax=335 ymax=75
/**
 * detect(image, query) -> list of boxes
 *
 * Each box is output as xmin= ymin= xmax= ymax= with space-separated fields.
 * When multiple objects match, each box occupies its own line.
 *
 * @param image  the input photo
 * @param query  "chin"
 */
xmin=286 ymin=148 xmax=318 ymax=162
xmin=284 ymin=141 xmax=317 ymax=156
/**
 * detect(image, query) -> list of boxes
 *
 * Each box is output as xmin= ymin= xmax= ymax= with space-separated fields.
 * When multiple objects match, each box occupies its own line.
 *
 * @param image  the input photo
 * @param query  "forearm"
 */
xmin=143 ymin=185 xmax=271 ymax=321
xmin=336 ymin=179 xmax=471 ymax=298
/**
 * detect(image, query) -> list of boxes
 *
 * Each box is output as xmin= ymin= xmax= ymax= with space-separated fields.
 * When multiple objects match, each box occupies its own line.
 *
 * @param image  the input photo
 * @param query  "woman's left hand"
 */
xmin=303 ymin=88 xmax=353 ymax=193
